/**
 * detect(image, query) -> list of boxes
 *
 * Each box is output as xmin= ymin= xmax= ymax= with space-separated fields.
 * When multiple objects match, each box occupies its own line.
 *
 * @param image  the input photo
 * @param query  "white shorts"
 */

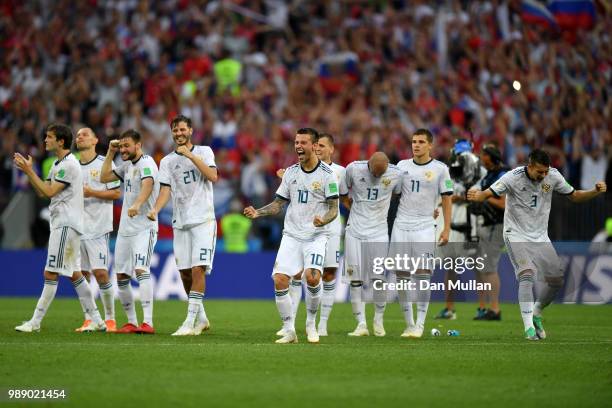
xmin=173 ymin=220 xmax=217 ymax=272
xmin=46 ymin=226 xmax=81 ymax=277
xmin=388 ymin=225 xmax=436 ymax=272
xmin=273 ymin=234 xmax=328 ymax=277
xmin=503 ymin=233 xmax=563 ymax=281
xmin=343 ymin=232 xmax=389 ymax=283
xmin=114 ymin=229 xmax=158 ymax=277
xmin=324 ymin=234 xmax=341 ymax=269
xmin=477 ymin=224 xmax=504 ymax=273
xmin=80 ymin=234 xmax=110 ymax=272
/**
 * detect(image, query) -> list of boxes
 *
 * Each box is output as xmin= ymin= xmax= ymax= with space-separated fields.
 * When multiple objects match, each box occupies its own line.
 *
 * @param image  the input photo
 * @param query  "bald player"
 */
xmin=74 ymin=128 xmax=121 ymax=332
xmin=340 ymin=152 xmax=403 ymax=337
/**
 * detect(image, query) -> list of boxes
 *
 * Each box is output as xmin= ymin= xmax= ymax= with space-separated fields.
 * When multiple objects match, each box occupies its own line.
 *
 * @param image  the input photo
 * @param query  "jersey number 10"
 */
xmin=298 ymin=189 xmax=309 ymax=203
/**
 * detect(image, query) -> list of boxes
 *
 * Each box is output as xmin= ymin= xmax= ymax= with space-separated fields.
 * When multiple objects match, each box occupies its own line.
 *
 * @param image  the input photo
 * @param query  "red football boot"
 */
xmin=115 ymin=323 xmax=140 ymax=334
xmin=137 ymin=322 xmax=155 ymax=334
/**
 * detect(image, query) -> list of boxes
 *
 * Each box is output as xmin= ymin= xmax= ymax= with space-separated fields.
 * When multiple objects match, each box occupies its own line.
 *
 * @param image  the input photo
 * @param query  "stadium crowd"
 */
xmin=1 ymin=0 xmax=610 ymax=231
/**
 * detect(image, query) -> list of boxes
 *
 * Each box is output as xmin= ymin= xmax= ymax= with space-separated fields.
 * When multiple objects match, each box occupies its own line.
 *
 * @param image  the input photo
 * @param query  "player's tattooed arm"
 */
xmin=313 ymin=198 xmax=339 ymax=227
xmin=244 ymin=197 xmax=287 ymax=219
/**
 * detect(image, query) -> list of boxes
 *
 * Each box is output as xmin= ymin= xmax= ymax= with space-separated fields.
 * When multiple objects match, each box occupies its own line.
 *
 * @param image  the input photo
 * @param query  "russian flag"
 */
xmin=521 ymin=0 xmax=558 ymax=29
xmin=547 ymin=0 xmax=596 ymax=29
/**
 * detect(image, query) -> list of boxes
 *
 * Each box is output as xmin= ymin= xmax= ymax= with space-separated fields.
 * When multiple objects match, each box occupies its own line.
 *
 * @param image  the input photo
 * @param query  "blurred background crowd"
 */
xmin=0 ymin=0 xmax=610 ymax=248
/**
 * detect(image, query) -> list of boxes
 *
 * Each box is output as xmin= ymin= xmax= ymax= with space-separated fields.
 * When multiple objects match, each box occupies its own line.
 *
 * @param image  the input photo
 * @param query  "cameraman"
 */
xmin=469 ymin=144 xmax=507 ymax=320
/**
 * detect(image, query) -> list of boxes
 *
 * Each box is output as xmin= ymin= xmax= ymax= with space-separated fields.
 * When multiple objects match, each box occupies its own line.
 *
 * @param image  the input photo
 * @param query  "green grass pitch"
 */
xmin=1 ymin=298 xmax=611 ymax=407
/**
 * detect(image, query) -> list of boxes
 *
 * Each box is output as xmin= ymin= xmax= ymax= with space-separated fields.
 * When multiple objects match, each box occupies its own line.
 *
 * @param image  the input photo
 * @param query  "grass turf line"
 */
xmin=1 ymin=298 xmax=611 ymax=407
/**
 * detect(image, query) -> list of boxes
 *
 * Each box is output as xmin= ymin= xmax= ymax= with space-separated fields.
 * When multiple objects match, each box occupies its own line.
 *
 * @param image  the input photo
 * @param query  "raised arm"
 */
xmin=568 ymin=182 xmax=607 ymax=203
xmin=243 ymin=196 xmax=287 ymax=219
xmin=100 ymin=141 xmax=120 ymax=183
xmin=177 ymin=145 xmax=218 ymax=183
xmin=14 ymin=153 xmax=66 ymax=198
xmin=313 ymin=198 xmax=339 ymax=227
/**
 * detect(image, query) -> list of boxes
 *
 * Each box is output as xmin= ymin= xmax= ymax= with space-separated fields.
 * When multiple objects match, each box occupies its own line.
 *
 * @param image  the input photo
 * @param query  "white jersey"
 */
xmin=276 ymin=160 xmax=339 ymax=241
xmin=340 ymin=161 xmax=402 ymax=240
xmin=114 ymin=154 xmax=160 ymax=236
xmin=46 ymin=153 xmax=84 ymax=233
xmin=395 ymin=158 xmax=453 ymax=231
xmin=490 ymin=166 xmax=574 ymax=241
xmin=327 ymin=162 xmax=346 ymax=236
xmin=158 ymin=145 xmax=216 ymax=229
xmin=80 ymin=155 xmax=121 ymax=239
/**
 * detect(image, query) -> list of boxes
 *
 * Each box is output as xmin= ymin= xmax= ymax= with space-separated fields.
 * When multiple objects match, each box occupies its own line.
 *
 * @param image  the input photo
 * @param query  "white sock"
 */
xmin=397 ymin=279 xmax=415 ymax=327
xmin=185 ymin=291 xmax=202 ymax=326
xmin=198 ymin=301 xmax=208 ymax=323
xmin=319 ymin=279 xmax=336 ymax=324
xmin=117 ymin=278 xmax=138 ymax=325
xmin=99 ymin=281 xmax=115 ymax=321
xmin=137 ymin=273 xmax=154 ymax=326
xmin=534 ymin=281 xmax=562 ymax=316
xmin=350 ymin=282 xmax=366 ymax=325
xmin=31 ymin=279 xmax=58 ymax=325
xmin=289 ymin=277 xmax=302 ymax=318
xmin=72 ymin=276 xmax=104 ymax=325
xmin=305 ymin=282 xmax=321 ymax=324
xmin=414 ymin=274 xmax=431 ymax=327
xmin=275 ymin=288 xmax=295 ymax=332
xmin=518 ymin=273 xmax=535 ymax=330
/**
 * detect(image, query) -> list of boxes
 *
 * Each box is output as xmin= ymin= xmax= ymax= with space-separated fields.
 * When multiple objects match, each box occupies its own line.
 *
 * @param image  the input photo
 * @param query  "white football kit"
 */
xmin=273 ymin=161 xmax=339 ymax=276
xmin=490 ymin=166 xmax=574 ymax=279
xmin=159 ymin=145 xmax=217 ymax=271
xmin=324 ymin=162 xmax=346 ymax=269
xmin=45 ymin=154 xmax=84 ymax=276
xmin=113 ymin=154 xmax=160 ymax=276
xmin=340 ymin=161 xmax=402 ymax=282
xmin=80 ymin=155 xmax=121 ymax=271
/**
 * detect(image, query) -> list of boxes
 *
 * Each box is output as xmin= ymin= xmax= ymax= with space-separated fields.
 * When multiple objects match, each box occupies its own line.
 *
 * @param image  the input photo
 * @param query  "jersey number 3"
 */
xmin=530 ymin=194 xmax=537 ymax=207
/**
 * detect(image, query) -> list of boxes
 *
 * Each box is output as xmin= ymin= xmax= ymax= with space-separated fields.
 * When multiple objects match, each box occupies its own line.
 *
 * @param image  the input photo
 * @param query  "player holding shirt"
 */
xmin=244 ymin=128 xmax=339 ymax=344
xmin=148 ymin=115 xmax=218 ymax=336
xmin=101 ymin=129 xmax=160 ymax=334
xmin=340 ymin=152 xmax=402 ymax=337
xmin=15 ymin=123 xmax=106 ymax=333
xmin=74 ymin=127 xmax=121 ymax=332
xmin=390 ymin=128 xmax=453 ymax=338
xmin=468 ymin=149 xmax=606 ymax=340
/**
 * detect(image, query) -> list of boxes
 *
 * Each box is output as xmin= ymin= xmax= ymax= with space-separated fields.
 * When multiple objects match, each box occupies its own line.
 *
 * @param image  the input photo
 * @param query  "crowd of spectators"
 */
xmin=1 ymin=0 xmax=610 ymax=233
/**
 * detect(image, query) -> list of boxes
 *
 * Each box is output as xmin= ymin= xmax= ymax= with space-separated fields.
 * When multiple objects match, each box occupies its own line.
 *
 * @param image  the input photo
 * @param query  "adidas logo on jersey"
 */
xmin=175 ymin=165 xmax=180 ymax=169
xmin=359 ymin=177 xmax=366 ymax=182
xmin=291 ymin=180 xmax=297 ymax=184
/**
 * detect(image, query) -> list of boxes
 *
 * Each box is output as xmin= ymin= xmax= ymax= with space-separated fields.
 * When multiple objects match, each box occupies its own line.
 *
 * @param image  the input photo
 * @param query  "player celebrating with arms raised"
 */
xmin=468 ymin=149 xmax=606 ymax=340
xmin=101 ymin=129 xmax=160 ymax=334
xmin=244 ymin=128 xmax=339 ymax=344
xmin=148 ymin=115 xmax=218 ymax=336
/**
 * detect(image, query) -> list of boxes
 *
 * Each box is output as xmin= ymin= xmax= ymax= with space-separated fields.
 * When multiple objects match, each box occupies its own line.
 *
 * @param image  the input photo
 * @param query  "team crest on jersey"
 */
xmin=90 ymin=169 xmax=100 ymax=179
xmin=346 ymin=267 xmax=353 ymax=276
xmin=382 ymin=178 xmax=391 ymax=187
xmin=425 ymin=171 xmax=434 ymax=181
xmin=311 ymin=181 xmax=322 ymax=191
xmin=542 ymin=184 xmax=551 ymax=193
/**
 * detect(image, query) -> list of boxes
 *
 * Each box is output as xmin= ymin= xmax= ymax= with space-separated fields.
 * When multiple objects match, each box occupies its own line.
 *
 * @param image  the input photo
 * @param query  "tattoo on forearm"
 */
xmin=319 ymin=198 xmax=339 ymax=225
xmin=256 ymin=197 xmax=285 ymax=217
